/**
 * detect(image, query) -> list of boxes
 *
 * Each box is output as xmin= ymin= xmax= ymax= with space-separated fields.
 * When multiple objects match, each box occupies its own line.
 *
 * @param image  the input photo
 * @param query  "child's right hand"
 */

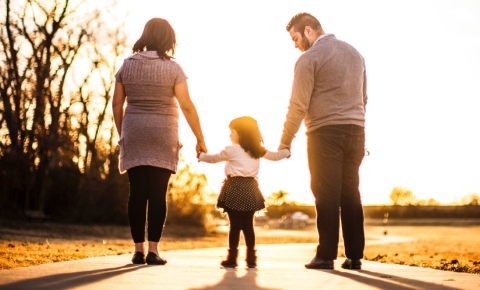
xmin=278 ymin=145 xmax=291 ymax=159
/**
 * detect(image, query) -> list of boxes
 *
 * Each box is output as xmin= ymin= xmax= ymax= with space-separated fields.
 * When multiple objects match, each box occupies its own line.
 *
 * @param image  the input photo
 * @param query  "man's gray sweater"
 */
xmin=281 ymin=34 xmax=367 ymax=147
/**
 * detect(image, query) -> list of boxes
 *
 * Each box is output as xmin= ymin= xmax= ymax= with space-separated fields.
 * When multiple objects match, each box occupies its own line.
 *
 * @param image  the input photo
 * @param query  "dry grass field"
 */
xmin=0 ymin=219 xmax=319 ymax=270
xmin=361 ymin=224 xmax=480 ymax=274
xmin=1 ymin=219 xmax=479 ymax=275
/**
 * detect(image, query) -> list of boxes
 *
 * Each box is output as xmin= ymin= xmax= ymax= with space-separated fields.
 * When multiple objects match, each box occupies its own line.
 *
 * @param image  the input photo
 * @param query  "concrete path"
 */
xmin=1 ymin=243 xmax=479 ymax=290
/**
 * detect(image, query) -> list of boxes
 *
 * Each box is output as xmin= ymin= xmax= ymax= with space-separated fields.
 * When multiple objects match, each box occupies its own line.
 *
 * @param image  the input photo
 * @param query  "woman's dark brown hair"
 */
xmin=132 ymin=18 xmax=176 ymax=60
xmin=229 ymin=116 xmax=267 ymax=159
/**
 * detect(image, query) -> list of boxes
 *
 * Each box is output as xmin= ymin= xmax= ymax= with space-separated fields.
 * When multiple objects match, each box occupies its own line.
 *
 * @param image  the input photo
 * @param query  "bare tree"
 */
xmin=266 ymin=190 xmax=290 ymax=206
xmin=389 ymin=186 xmax=417 ymax=206
xmin=461 ymin=193 xmax=479 ymax=206
xmin=0 ymin=0 xmax=127 ymax=215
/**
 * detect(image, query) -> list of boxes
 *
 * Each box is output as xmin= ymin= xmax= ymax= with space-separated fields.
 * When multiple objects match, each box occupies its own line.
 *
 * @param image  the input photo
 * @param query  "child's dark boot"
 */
xmin=220 ymin=248 xmax=238 ymax=268
xmin=246 ymin=248 xmax=257 ymax=268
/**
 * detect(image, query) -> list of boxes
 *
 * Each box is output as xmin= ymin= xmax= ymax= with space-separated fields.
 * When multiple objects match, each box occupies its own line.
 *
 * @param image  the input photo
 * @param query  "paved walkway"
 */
xmin=0 ymin=243 xmax=479 ymax=289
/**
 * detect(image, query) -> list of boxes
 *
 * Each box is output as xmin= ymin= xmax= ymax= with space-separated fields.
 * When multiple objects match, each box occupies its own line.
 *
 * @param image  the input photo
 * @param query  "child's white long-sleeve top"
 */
xmin=199 ymin=144 xmax=289 ymax=177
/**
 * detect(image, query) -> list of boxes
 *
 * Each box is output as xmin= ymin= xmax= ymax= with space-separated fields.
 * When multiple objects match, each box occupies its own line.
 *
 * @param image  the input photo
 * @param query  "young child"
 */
xmin=198 ymin=116 xmax=290 ymax=268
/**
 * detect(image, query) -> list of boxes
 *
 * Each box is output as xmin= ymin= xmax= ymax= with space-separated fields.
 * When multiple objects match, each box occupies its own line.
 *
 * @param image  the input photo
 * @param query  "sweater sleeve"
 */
xmin=173 ymin=61 xmax=188 ymax=85
xmin=199 ymin=148 xmax=229 ymax=163
xmin=363 ymin=60 xmax=368 ymax=111
xmin=280 ymin=56 xmax=315 ymax=147
xmin=114 ymin=60 xmax=126 ymax=83
xmin=262 ymin=149 xmax=290 ymax=161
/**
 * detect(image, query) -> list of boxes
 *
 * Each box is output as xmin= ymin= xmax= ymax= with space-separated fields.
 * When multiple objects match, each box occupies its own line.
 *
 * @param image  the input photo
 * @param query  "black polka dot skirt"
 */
xmin=217 ymin=176 xmax=265 ymax=212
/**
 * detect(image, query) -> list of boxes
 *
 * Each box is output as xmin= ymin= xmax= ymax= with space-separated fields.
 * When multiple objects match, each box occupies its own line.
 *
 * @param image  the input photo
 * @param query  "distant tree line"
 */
xmin=262 ymin=187 xmax=479 ymax=220
xmin=389 ymin=187 xmax=479 ymax=206
xmin=0 ymin=0 xmax=213 ymax=226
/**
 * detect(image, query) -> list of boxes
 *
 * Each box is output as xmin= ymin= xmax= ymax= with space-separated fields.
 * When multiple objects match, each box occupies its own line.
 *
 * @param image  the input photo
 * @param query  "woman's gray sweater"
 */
xmin=115 ymin=51 xmax=187 ymax=173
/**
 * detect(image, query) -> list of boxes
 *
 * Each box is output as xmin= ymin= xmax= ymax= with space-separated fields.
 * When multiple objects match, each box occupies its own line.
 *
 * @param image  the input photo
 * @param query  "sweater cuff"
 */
xmin=280 ymin=134 xmax=294 ymax=149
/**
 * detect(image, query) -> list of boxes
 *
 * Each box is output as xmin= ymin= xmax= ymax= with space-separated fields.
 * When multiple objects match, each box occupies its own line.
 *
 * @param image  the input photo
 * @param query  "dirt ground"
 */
xmin=0 ymin=219 xmax=479 ymax=274
xmin=361 ymin=224 xmax=480 ymax=274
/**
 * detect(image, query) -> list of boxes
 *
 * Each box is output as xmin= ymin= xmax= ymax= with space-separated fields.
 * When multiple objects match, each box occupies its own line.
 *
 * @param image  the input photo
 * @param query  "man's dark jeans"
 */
xmin=307 ymin=124 xmax=365 ymax=260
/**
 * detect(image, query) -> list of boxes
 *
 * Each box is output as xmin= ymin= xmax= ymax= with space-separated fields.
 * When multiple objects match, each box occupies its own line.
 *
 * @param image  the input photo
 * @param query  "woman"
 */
xmin=112 ymin=18 xmax=208 ymax=265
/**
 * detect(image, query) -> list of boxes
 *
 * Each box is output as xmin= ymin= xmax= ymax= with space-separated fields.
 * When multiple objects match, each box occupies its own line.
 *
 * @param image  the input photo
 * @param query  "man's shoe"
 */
xmin=131 ymin=252 xmax=145 ymax=264
xmin=341 ymin=258 xmax=362 ymax=269
xmin=305 ymin=256 xmax=334 ymax=269
xmin=146 ymin=252 xmax=167 ymax=265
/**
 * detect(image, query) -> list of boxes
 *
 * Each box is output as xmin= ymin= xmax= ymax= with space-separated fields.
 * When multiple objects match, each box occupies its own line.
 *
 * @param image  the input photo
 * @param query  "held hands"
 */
xmin=285 ymin=149 xmax=291 ymax=159
xmin=196 ymin=140 xmax=207 ymax=161
xmin=278 ymin=144 xmax=291 ymax=159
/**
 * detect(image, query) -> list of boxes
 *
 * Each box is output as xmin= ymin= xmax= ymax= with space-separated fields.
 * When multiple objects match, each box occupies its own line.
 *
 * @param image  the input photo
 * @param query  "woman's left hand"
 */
xmin=196 ymin=140 xmax=208 ymax=157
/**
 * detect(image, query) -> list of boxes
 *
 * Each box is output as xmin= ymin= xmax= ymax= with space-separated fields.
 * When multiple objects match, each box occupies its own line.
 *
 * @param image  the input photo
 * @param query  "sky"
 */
xmin=113 ymin=0 xmax=480 ymax=205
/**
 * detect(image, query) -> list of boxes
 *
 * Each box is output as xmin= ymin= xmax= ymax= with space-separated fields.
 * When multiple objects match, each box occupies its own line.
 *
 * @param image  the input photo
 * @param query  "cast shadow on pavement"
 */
xmin=317 ymin=268 xmax=462 ymax=290
xmin=0 ymin=264 xmax=146 ymax=290
xmin=188 ymin=268 xmax=281 ymax=290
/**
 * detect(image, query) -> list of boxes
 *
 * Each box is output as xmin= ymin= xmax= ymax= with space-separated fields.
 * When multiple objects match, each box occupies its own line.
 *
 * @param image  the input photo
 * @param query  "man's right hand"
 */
xmin=278 ymin=144 xmax=291 ymax=158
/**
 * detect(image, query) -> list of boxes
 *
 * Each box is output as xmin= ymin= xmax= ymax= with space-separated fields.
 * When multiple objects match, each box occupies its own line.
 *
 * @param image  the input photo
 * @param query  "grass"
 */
xmin=1 ymin=219 xmax=479 ymax=275
xmin=0 ymin=219 xmax=320 ymax=270
xmin=0 ymin=219 xmax=225 ymax=270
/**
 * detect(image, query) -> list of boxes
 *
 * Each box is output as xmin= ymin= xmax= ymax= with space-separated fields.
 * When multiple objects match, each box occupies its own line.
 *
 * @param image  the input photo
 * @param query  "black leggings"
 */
xmin=127 ymin=166 xmax=171 ymax=243
xmin=226 ymin=210 xmax=256 ymax=249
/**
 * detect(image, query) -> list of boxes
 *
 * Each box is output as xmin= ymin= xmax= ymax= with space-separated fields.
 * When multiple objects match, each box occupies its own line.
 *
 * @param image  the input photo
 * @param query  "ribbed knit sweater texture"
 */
xmin=281 ymin=34 xmax=367 ymax=147
xmin=115 ymin=51 xmax=187 ymax=173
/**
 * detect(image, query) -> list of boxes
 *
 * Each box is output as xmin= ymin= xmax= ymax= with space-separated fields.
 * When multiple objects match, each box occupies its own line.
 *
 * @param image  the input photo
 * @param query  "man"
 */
xmin=279 ymin=13 xmax=367 ymax=270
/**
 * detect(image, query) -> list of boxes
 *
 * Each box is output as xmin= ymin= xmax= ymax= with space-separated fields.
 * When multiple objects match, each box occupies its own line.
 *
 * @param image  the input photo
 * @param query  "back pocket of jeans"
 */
xmin=318 ymin=135 xmax=343 ymax=158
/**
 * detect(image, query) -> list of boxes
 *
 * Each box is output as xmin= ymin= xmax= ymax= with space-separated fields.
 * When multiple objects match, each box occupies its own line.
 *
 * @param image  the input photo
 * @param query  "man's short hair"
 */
xmin=286 ymin=13 xmax=322 ymax=34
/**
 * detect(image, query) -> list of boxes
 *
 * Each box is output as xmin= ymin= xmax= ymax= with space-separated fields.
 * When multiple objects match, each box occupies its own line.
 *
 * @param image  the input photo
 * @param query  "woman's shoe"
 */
xmin=146 ymin=252 xmax=167 ymax=265
xmin=131 ymin=252 xmax=145 ymax=264
xmin=220 ymin=248 xmax=238 ymax=268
